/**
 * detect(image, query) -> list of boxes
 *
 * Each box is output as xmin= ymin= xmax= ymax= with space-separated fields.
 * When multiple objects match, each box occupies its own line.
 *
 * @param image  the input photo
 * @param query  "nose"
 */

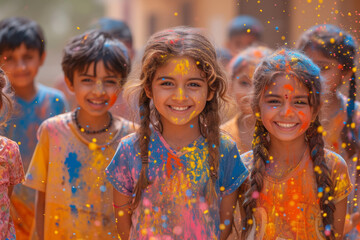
xmin=172 ymin=87 xmax=187 ymax=101
xmin=93 ymin=80 xmax=105 ymax=95
xmin=280 ymin=101 xmax=294 ymax=117
xmin=16 ymin=59 xmax=26 ymax=70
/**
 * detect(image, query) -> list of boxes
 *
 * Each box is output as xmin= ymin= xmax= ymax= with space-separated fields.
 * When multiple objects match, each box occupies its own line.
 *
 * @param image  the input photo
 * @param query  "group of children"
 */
xmin=0 ymin=15 xmax=359 ymax=240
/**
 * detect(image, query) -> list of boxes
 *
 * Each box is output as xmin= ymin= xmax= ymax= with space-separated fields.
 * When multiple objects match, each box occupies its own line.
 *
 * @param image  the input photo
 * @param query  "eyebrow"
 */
xmin=79 ymin=73 xmax=119 ymax=78
xmin=156 ymin=76 xmax=205 ymax=81
xmin=264 ymin=94 xmax=308 ymax=98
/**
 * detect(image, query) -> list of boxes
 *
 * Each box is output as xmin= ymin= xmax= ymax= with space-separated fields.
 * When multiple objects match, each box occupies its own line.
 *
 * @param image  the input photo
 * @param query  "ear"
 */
xmin=144 ymin=86 xmax=152 ymax=99
xmin=207 ymin=90 xmax=215 ymax=101
xmin=39 ymin=51 xmax=46 ymax=66
xmin=64 ymin=76 xmax=74 ymax=92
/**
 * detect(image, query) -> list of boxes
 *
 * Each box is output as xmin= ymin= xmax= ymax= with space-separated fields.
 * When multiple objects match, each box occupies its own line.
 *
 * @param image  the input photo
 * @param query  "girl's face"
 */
xmin=147 ymin=56 xmax=214 ymax=131
xmin=231 ymin=64 xmax=256 ymax=115
xmin=304 ymin=48 xmax=351 ymax=93
xmin=259 ymin=74 xmax=314 ymax=143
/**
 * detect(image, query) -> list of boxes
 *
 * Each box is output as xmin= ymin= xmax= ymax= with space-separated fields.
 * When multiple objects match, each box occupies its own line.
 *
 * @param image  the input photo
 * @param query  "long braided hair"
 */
xmin=0 ymin=68 xmax=12 ymax=126
xmin=297 ymin=24 xmax=359 ymax=158
xmin=124 ymin=26 xmax=229 ymax=209
xmin=242 ymin=49 xmax=336 ymax=239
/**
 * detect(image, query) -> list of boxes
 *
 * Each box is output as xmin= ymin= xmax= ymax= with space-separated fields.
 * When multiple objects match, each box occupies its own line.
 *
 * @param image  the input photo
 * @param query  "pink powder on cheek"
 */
xmin=108 ymin=94 xmax=118 ymax=107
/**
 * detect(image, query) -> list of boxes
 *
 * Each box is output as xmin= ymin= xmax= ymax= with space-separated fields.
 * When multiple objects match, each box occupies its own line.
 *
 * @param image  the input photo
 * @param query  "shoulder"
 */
xmin=119 ymin=132 xmax=139 ymax=148
xmin=115 ymin=116 xmax=137 ymax=135
xmin=37 ymin=84 xmax=66 ymax=102
xmin=0 ymin=136 xmax=20 ymax=156
xmin=221 ymin=117 xmax=238 ymax=134
xmin=38 ymin=112 xmax=71 ymax=133
xmin=324 ymin=149 xmax=348 ymax=172
xmin=219 ymin=131 xmax=238 ymax=151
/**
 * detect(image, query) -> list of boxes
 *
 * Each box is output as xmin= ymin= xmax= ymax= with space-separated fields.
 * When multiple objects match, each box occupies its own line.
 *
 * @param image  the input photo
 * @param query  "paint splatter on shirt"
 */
xmin=0 ymin=137 xmax=24 ymax=240
xmin=23 ymin=112 xmax=135 ymax=239
xmin=241 ymin=149 xmax=352 ymax=239
xmin=106 ymin=130 xmax=249 ymax=240
xmin=1 ymin=84 xmax=67 ymax=239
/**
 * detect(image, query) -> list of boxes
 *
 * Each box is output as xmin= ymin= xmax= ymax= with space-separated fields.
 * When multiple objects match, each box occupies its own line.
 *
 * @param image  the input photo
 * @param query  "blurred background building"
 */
xmin=0 ymin=0 xmax=359 ymax=86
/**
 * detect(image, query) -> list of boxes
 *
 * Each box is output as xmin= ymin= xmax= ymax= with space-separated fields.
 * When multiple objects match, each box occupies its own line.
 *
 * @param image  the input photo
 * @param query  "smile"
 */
xmin=88 ymin=99 xmax=107 ymax=105
xmin=275 ymin=122 xmax=298 ymax=128
xmin=169 ymin=105 xmax=191 ymax=111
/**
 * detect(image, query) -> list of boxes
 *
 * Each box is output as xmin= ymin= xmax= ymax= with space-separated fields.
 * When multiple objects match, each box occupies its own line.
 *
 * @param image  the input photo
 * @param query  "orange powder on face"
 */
xmin=285 ymin=109 xmax=292 ymax=117
xmin=284 ymin=84 xmax=294 ymax=92
xmin=109 ymin=94 xmax=118 ymax=107
xmin=298 ymin=111 xmax=309 ymax=131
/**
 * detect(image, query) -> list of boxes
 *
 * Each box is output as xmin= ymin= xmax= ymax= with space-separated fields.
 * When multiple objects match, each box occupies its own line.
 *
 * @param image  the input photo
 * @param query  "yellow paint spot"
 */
xmin=220 ymin=186 xmax=225 ymax=191
xmin=88 ymin=142 xmax=97 ymax=151
xmin=341 ymin=143 xmax=347 ymax=149
xmin=174 ymin=12 xmax=178 ymax=16
xmin=141 ymin=228 xmax=148 ymax=236
xmin=204 ymin=210 xmax=209 ymax=214
xmin=118 ymin=210 xmax=124 ymax=216
xmin=144 ymin=208 xmax=150 ymax=215
xmin=352 ymin=67 xmax=357 ymax=73
xmin=54 ymin=230 xmax=58 ymax=234
xmin=330 ymin=38 xmax=335 ymax=44
xmin=219 ymin=224 xmax=226 ymax=230
xmin=317 ymin=126 xmax=323 ymax=133
xmin=172 ymin=59 xmax=190 ymax=76
xmin=18 ymin=142 xmax=21 ymax=145
xmin=247 ymin=219 xmax=253 ymax=224
xmin=56 ymin=98 xmax=59 ymax=102
xmin=247 ymin=29 xmax=251 ymax=33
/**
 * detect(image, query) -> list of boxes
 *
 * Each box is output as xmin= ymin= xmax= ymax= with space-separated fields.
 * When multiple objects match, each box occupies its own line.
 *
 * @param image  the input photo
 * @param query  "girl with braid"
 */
xmin=240 ymin=49 xmax=352 ymax=239
xmin=297 ymin=24 xmax=360 ymax=239
xmin=105 ymin=26 xmax=249 ymax=240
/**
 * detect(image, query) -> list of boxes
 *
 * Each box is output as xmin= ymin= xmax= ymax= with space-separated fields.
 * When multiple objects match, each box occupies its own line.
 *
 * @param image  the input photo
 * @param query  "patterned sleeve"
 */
xmin=7 ymin=141 xmax=25 ymax=185
xmin=105 ymin=137 xmax=135 ymax=196
xmin=219 ymin=142 xmax=249 ymax=197
xmin=23 ymin=122 xmax=50 ymax=192
xmin=326 ymin=150 xmax=353 ymax=204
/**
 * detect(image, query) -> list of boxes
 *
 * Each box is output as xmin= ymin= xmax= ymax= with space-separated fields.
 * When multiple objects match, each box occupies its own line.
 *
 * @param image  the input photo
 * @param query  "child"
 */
xmin=0 ymin=68 xmax=25 ymax=240
xmin=105 ymin=26 xmax=249 ymax=240
xmin=222 ymin=46 xmax=273 ymax=153
xmin=241 ymin=49 xmax=352 ymax=239
xmin=23 ymin=30 xmax=135 ymax=239
xmin=297 ymin=24 xmax=360 ymax=238
xmin=226 ymin=15 xmax=264 ymax=57
xmin=0 ymin=17 xmax=67 ymax=239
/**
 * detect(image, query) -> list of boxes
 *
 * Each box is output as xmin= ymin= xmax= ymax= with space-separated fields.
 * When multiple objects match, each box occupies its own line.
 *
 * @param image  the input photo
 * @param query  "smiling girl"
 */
xmin=241 ymin=49 xmax=352 ymax=239
xmin=105 ymin=26 xmax=249 ymax=240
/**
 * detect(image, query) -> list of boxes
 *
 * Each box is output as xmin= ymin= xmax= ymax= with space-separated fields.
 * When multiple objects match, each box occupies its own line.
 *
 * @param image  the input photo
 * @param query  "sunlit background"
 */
xmin=0 ymin=0 xmax=359 ymax=86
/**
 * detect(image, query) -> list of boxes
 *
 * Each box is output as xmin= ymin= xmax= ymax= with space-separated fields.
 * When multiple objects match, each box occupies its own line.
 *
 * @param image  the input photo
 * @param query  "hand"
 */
xmin=344 ymin=212 xmax=360 ymax=234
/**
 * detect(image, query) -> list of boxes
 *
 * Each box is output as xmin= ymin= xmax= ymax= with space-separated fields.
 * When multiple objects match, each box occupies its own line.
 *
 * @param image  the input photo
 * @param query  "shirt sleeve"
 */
xmin=219 ymin=144 xmax=249 ymax=197
xmin=327 ymin=151 xmax=353 ymax=204
xmin=105 ymin=140 xmax=135 ymax=196
xmin=8 ymin=141 xmax=25 ymax=185
xmin=23 ymin=122 xmax=50 ymax=192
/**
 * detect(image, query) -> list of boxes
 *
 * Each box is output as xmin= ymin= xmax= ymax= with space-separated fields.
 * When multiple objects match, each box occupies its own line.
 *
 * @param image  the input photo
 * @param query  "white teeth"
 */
xmin=171 ymin=106 xmax=189 ymax=111
xmin=276 ymin=122 xmax=296 ymax=128
xmin=89 ymin=100 xmax=106 ymax=105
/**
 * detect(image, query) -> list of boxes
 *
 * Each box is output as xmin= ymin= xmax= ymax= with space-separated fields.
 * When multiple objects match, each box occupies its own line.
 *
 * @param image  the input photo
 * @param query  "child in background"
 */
xmin=297 ymin=24 xmax=360 ymax=238
xmin=106 ymin=26 xmax=249 ymax=240
xmin=0 ymin=68 xmax=25 ymax=240
xmin=225 ymin=15 xmax=264 ymax=57
xmin=23 ymin=30 xmax=135 ymax=239
xmin=221 ymin=46 xmax=272 ymax=240
xmin=222 ymin=46 xmax=273 ymax=153
xmin=0 ymin=17 xmax=67 ymax=239
xmin=241 ymin=49 xmax=351 ymax=239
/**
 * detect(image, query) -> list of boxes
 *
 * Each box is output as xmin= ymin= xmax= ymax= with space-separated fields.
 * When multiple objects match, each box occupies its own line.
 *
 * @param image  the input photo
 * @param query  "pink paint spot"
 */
xmin=252 ymin=191 xmax=259 ymax=199
xmin=173 ymin=226 xmax=183 ymax=235
xmin=284 ymin=84 xmax=294 ymax=92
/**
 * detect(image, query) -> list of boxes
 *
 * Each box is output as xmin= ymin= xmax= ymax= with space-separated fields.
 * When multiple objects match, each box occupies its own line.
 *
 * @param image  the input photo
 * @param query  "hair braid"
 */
xmin=341 ymin=73 xmax=358 ymax=158
xmin=307 ymin=118 xmax=335 ymax=239
xmin=132 ymin=89 xmax=152 ymax=209
xmin=241 ymin=119 xmax=269 ymax=238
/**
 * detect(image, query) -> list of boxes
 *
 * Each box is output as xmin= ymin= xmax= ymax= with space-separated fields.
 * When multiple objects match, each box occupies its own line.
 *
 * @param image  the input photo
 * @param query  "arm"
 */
xmin=333 ymin=197 xmax=347 ymax=239
xmin=344 ymin=212 xmax=360 ymax=234
xmin=35 ymin=190 xmax=46 ymax=240
xmin=7 ymin=186 xmax=14 ymax=198
xmin=220 ymin=188 xmax=240 ymax=240
xmin=113 ymin=188 xmax=133 ymax=240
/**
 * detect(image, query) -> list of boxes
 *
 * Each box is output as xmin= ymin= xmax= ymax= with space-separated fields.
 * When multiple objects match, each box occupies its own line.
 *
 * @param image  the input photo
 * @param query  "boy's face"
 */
xmin=227 ymin=34 xmax=258 ymax=57
xmin=0 ymin=43 xmax=45 ymax=89
xmin=65 ymin=61 xmax=121 ymax=117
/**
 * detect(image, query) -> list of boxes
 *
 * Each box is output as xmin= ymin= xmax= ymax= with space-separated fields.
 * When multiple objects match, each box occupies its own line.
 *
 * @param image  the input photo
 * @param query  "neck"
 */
xmin=13 ymin=84 xmax=37 ymax=101
xmin=268 ymin=134 xmax=308 ymax=170
xmin=76 ymin=108 xmax=111 ymax=131
xmin=161 ymin=120 xmax=201 ymax=151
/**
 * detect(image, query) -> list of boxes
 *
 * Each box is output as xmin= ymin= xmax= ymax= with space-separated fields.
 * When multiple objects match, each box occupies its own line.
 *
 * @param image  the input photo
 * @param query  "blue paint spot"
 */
xmin=70 ymin=205 xmax=78 ymax=216
xmin=100 ymin=185 xmax=106 ymax=192
xmin=190 ymin=124 xmax=193 ymax=128
xmin=154 ymin=206 xmax=159 ymax=212
xmin=72 ymin=186 xmax=77 ymax=194
xmin=224 ymin=219 xmax=230 ymax=225
xmin=27 ymin=173 xmax=33 ymax=180
xmin=64 ymin=152 xmax=82 ymax=183
xmin=162 ymin=223 xmax=168 ymax=228
xmin=186 ymin=189 xmax=192 ymax=197
xmin=318 ymin=187 xmax=323 ymax=192
xmin=275 ymin=26 xmax=279 ymax=31
xmin=161 ymin=215 xmax=168 ymax=221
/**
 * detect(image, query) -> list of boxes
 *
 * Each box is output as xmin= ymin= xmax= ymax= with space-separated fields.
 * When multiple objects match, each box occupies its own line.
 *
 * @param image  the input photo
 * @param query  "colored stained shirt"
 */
xmin=106 ymin=130 xmax=249 ymax=240
xmin=23 ymin=112 xmax=135 ymax=239
xmin=241 ymin=149 xmax=352 ymax=240
xmin=0 ymin=137 xmax=24 ymax=240
xmin=2 ymin=83 xmax=67 ymax=239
